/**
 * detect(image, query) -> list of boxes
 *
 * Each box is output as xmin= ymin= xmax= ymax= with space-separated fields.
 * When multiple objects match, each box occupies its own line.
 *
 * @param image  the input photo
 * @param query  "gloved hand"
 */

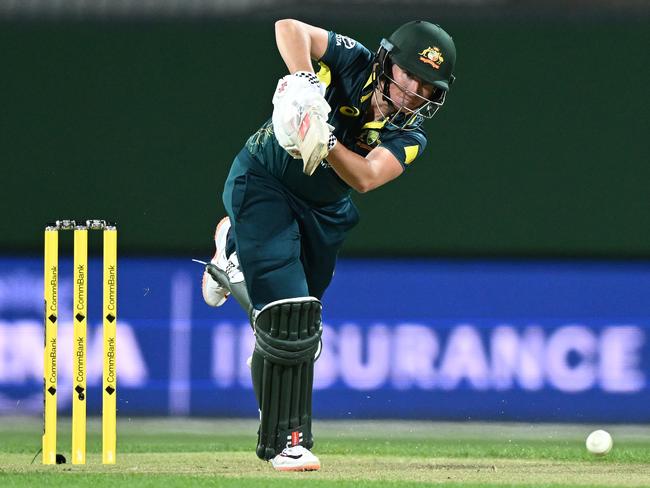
xmin=272 ymin=72 xmax=332 ymax=172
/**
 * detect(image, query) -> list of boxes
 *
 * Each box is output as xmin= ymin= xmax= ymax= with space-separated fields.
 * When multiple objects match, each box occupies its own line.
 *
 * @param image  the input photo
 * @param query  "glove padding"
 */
xmin=272 ymin=72 xmax=333 ymax=175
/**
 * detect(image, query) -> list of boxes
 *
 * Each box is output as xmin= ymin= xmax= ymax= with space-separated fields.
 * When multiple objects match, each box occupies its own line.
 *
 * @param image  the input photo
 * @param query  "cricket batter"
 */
xmin=201 ymin=19 xmax=456 ymax=471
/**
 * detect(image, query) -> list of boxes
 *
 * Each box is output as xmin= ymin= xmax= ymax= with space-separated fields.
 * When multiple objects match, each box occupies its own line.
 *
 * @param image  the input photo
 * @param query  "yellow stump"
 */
xmin=72 ymin=226 xmax=88 ymax=464
xmin=43 ymin=228 xmax=58 ymax=465
xmin=102 ymin=226 xmax=117 ymax=464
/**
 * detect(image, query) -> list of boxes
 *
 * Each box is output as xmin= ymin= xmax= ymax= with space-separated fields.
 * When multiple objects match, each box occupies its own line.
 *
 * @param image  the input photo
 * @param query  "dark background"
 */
xmin=1 ymin=14 xmax=648 ymax=257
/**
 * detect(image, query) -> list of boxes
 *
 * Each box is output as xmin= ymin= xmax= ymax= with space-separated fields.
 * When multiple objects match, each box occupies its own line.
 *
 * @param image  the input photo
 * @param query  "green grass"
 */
xmin=1 ymin=418 xmax=649 ymax=487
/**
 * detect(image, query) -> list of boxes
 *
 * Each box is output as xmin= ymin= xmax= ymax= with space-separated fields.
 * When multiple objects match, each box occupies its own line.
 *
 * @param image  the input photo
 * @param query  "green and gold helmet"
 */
xmin=383 ymin=20 xmax=456 ymax=91
xmin=374 ymin=20 xmax=456 ymax=123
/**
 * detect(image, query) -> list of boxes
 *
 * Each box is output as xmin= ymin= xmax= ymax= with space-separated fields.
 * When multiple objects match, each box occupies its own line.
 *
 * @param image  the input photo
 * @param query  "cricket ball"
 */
xmin=586 ymin=429 xmax=613 ymax=456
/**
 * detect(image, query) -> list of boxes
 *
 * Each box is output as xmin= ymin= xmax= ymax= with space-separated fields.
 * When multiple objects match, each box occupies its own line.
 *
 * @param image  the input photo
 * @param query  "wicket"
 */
xmin=43 ymin=219 xmax=117 ymax=465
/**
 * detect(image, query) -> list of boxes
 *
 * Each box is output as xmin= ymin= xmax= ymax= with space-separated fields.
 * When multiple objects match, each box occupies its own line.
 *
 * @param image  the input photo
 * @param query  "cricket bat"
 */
xmin=297 ymin=108 xmax=330 ymax=176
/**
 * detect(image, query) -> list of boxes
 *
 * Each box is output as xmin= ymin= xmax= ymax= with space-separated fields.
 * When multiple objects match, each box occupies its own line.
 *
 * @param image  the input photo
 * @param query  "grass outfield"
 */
xmin=1 ymin=417 xmax=649 ymax=487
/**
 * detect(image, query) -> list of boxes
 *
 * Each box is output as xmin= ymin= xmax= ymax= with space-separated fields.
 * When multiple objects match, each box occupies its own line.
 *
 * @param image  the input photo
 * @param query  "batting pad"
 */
xmin=251 ymin=297 xmax=322 ymax=460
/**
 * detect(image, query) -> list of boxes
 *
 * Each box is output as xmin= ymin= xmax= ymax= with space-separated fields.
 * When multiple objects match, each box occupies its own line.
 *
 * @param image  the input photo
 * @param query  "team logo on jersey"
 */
xmin=355 ymin=129 xmax=381 ymax=152
xmin=359 ymin=129 xmax=380 ymax=147
xmin=339 ymin=106 xmax=361 ymax=117
xmin=418 ymin=47 xmax=444 ymax=69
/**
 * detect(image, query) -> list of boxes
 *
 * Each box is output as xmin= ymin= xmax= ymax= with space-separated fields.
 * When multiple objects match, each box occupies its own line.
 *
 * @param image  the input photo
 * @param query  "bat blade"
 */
xmin=297 ymin=109 xmax=330 ymax=176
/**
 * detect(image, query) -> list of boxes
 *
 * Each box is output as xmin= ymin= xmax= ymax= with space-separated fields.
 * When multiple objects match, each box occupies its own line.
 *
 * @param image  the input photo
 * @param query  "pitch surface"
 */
xmin=1 ymin=418 xmax=649 ymax=487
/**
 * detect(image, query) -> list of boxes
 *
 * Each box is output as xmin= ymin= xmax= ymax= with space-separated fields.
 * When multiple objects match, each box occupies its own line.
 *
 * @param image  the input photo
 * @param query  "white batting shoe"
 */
xmin=270 ymin=446 xmax=321 ymax=472
xmin=201 ymin=217 xmax=231 ymax=307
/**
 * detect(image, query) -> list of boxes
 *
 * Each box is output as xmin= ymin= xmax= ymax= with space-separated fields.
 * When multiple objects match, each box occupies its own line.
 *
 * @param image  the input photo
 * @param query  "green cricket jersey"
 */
xmin=242 ymin=31 xmax=428 ymax=205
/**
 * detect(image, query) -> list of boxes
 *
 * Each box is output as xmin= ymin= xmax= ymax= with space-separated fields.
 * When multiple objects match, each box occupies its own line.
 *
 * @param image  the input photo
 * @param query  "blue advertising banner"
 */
xmin=0 ymin=256 xmax=648 ymax=421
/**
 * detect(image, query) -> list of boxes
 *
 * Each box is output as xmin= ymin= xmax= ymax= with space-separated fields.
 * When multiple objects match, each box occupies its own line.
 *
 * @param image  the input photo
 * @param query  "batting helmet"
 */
xmin=381 ymin=20 xmax=456 ymax=91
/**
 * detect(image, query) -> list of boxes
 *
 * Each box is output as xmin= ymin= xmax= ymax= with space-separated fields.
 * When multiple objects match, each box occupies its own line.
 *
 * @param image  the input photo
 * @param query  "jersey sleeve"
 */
xmin=318 ymin=31 xmax=373 ymax=79
xmin=378 ymin=129 xmax=428 ymax=170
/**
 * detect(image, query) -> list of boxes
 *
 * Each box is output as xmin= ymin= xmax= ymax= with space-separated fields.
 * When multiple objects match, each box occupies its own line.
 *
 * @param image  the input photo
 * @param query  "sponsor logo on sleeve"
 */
xmin=335 ymin=34 xmax=357 ymax=49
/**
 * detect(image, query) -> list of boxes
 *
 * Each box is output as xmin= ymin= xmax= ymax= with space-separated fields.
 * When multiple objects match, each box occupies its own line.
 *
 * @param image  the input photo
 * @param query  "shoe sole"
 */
xmin=201 ymin=271 xmax=229 ymax=307
xmin=201 ymin=217 xmax=231 ymax=306
xmin=273 ymin=463 xmax=321 ymax=472
xmin=212 ymin=216 xmax=230 ymax=265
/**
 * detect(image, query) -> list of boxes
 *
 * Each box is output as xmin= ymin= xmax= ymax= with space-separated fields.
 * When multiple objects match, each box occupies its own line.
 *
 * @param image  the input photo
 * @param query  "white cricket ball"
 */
xmin=586 ymin=429 xmax=613 ymax=455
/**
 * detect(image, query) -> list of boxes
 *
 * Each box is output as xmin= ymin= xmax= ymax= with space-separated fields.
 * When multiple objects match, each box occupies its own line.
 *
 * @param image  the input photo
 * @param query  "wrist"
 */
xmin=293 ymin=71 xmax=320 ymax=88
xmin=327 ymin=133 xmax=337 ymax=151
